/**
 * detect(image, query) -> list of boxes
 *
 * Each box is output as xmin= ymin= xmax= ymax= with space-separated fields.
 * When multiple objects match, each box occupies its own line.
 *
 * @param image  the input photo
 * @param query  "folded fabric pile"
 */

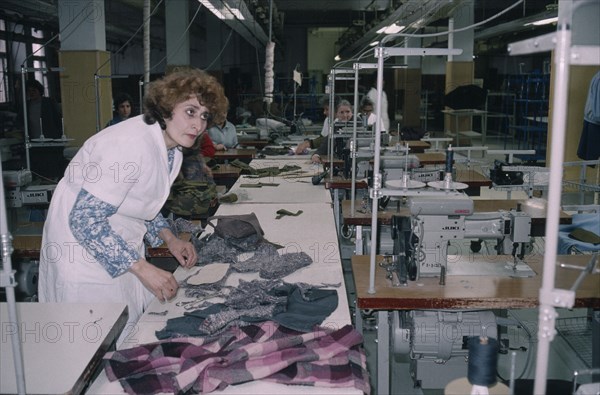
xmin=104 ymin=321 xmax=370 ymax=394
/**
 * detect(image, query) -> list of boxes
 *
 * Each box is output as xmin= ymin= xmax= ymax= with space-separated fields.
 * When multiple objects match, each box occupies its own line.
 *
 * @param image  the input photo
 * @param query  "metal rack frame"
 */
xmin=507 ymin=1 xmax=600 ymax=393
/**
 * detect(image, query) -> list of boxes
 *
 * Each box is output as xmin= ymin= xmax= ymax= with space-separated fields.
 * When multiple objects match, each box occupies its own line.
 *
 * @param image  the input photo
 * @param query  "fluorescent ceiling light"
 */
xmin=376 ymin=23 xmax=405 ymax=35
xmin=525 ymin=17 xmax=558 ymax=26
xmin=199 ymin=0 xmax=245 ymax=20
xmin=334 ymin=55 xmax=341 ymax=61
xmin=370 ymin=41 xmax=379 ymax=46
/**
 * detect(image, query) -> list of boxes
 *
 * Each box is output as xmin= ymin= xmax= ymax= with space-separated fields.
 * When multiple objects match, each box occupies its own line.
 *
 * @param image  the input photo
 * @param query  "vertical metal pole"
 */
xmin=143 ymin=0 xmax=151 ymax=87
xmin=368 ymin=46 xmax=385 ymax=294
xmin=328 ymin=71 xmax=335 ymax=182
xmin=534 ymin=2 xmax=572 ymax=394
xmin=0 ymin=157 xmax=27 ymax=394
xmin=139 ymin=79 xmax=144 ymax=114
xmin=350 ymin=64 xmax=360 ymax=213
xmin=20 ymin=68 xmax=31 ymax=170
xmin=94 ymin=74 xmax=101 ymax=132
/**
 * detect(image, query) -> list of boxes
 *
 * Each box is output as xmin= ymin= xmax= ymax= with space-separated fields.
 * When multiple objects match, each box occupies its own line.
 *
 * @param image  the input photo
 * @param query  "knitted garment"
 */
xmin=193 ymin=234 xmax=240 ymax=265
xmin=259 ymin=251 xmax=312 ymax=279
xmin=167 ymin=217 xmax=203 ymax=235
xmin=224 ymin=279 xmax=286 ymax=309
xmin=200 ymin=303 xmax=285 ymax=335
xmin=156 ymin=280 xmax=339 ymax=338
xmin=105 ymin=322 xmax=371 ymax=395
xmin=231 ymin=243 xmax=279 ymax=273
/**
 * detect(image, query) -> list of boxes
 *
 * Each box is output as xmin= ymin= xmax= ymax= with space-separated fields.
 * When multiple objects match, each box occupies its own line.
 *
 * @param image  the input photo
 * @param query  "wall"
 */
xmin=307 ymin=27 xmax=344 ymax=93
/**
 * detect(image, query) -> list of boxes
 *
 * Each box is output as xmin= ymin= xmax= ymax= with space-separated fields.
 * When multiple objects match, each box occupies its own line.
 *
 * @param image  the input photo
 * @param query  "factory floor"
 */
xmin=339 ymin=131 xmax=598 ymax=394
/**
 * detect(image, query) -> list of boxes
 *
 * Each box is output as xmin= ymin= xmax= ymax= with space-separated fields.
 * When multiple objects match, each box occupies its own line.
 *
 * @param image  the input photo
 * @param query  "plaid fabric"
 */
xmin=104 ymin=321 xmax=370 ymax=394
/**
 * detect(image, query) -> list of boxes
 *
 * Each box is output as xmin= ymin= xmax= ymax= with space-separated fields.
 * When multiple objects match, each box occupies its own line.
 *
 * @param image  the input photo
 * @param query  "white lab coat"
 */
xmin=367 ymin=87 xmax=390 ymax=131
xmin=39 ymin=115 xmax=182 ymax=338
xmin=320 ymin=117 xmax=330 ymax=137
xmin=364 ymin=112 xmax=386 ymax=131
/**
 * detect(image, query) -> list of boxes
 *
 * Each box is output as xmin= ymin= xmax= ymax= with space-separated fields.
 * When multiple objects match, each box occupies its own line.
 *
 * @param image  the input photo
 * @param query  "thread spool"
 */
xmin=468 ymin=336 xmax=498 ymax=387
xmin=445 ymin=144 xmax=454 ymax=174
xmin=16 ymin=260 xmax=39 ymax=297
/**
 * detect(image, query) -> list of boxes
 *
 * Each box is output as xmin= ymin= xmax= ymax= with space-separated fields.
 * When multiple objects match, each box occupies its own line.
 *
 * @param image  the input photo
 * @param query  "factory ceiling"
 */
xmin=0 ymin=0 xmax=558 ymax=57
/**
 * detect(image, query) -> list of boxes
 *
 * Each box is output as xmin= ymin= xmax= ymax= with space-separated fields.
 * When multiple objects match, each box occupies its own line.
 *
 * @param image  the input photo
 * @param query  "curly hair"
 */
xmin=143 ymin=68 xmax=228 ymax=131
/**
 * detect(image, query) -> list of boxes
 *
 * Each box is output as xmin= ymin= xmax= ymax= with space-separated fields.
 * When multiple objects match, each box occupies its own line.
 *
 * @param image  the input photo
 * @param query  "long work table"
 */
xmin=88 ymin=202 xmax=359 ymax=394
xmin=1 ymin=303 xmax=128 ymax=394
xmin=88 ymin=152 xmax=362 ymax=394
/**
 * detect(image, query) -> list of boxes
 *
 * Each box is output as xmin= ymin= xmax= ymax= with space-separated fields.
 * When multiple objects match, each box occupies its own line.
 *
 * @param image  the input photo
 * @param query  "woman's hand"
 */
xmin=295 ymin=140 xmax=310 ymax=154
xmin=130 ymin=259 xmax=179 ymax=302
xmin=311 ymin=153 xmax=322 ymax=164
xmin=202 ymin=163 xmax=213 ymax=178
xmin=167 ymin=238 xmax=198 ymax=269
xmin=160 ymin=228 xmax=198 ymax=269
xmin=215 ymin=143 xmax=227 ymax=151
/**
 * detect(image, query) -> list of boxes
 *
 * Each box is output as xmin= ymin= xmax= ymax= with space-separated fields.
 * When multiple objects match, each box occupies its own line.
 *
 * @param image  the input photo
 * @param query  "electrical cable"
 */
xmin=203 ymin=0 xmax=244 ymax=71
xmin=148 ymin=2 xmax=203 ymax=73
xmin=203 ymin=27 xmax=235 ymax=71
xmin=496 ymin=311 xmax=533 ymax=383
xmin=381 ymin=0 xmax=525 ymax=44
xmin=20 ymin=3 xmax=93 ymax=68
xmin=95 ymin=0 xmax=164 ymax=74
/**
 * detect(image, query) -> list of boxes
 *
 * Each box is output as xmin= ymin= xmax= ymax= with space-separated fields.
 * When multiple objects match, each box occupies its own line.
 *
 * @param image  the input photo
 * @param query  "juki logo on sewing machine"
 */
xmin=442 ymin=226 xmax=461 ymax=231
xmin=24 ymin=192 xmax=46 ymax=198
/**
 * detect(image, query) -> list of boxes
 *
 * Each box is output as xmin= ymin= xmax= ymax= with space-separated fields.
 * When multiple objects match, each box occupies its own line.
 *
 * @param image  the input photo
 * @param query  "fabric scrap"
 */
xmin=105 ymin=322 xmax=370 ymax=394
xmin=156 ymin=280 xmax=338 ymax=337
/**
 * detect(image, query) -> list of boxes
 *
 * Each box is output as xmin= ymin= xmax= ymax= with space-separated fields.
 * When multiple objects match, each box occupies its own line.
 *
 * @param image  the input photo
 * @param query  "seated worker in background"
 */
xmin=359 ymin=97 xmax=386 ymax=131
xmin=310 ymin=99 xmax=354 ymax=164
xmin=200 ymin=132 xmax=216 ymax=159
xmin=295 ymin=95 xmax=339 ymax=154
xmin=19 ymin=79 xmax=64 ymax=179
xmin=207 ymin=117 xmax=238 ymax=150
xmin=38 ymin=68 xmax=229 ymax=345
xmin=106 ymin=92 xmax=134 ymax=127
xmin=20 ymin=79 xmax=62 ymax=139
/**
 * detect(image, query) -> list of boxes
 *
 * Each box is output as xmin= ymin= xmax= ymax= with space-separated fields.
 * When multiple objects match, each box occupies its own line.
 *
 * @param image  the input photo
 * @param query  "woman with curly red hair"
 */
xmin=39 ymin=69 xmax=228 ymax=344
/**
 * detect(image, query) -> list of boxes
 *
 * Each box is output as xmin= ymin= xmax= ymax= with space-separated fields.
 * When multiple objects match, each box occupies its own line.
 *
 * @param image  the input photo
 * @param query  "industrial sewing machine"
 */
xmin=383 ymin=194 xmax=533 ymax=283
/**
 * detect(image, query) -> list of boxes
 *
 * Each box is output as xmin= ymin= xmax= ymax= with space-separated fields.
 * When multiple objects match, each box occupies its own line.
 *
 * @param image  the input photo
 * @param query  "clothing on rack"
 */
xmin=577 ymin=71 xmax=600 ymax=160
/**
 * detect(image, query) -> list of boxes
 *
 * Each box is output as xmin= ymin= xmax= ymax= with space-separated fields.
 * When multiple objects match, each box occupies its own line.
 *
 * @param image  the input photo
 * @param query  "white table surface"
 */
xmin=226 ymin=159 xmax=331 ymax=204
xmin=88 ymin=202 xmax=360 ymax=394
xmin=1 ymin=302 xmax=127 ymax=394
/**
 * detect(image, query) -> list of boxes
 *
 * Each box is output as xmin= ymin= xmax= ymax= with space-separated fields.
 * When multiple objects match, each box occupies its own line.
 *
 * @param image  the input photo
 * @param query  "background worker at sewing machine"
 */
xmin=358 ymin=96 xmax=386 ymax=132
xmin=294 ymin=94 xmax=340 ymax=155
xmin=310 ymin=100 xmax=356 ymax=164
xmin=207 ymin=115 xmax=238 ymax=151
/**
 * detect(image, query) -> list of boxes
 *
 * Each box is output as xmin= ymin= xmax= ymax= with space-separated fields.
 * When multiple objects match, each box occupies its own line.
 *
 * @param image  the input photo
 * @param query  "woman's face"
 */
xmin=163 ymin=97 xmax=210 ymax=149
xmin=117 ymin=101 xmax=131 ymax=119
xmin=336 ymin=104 xmax=353 ymax=121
